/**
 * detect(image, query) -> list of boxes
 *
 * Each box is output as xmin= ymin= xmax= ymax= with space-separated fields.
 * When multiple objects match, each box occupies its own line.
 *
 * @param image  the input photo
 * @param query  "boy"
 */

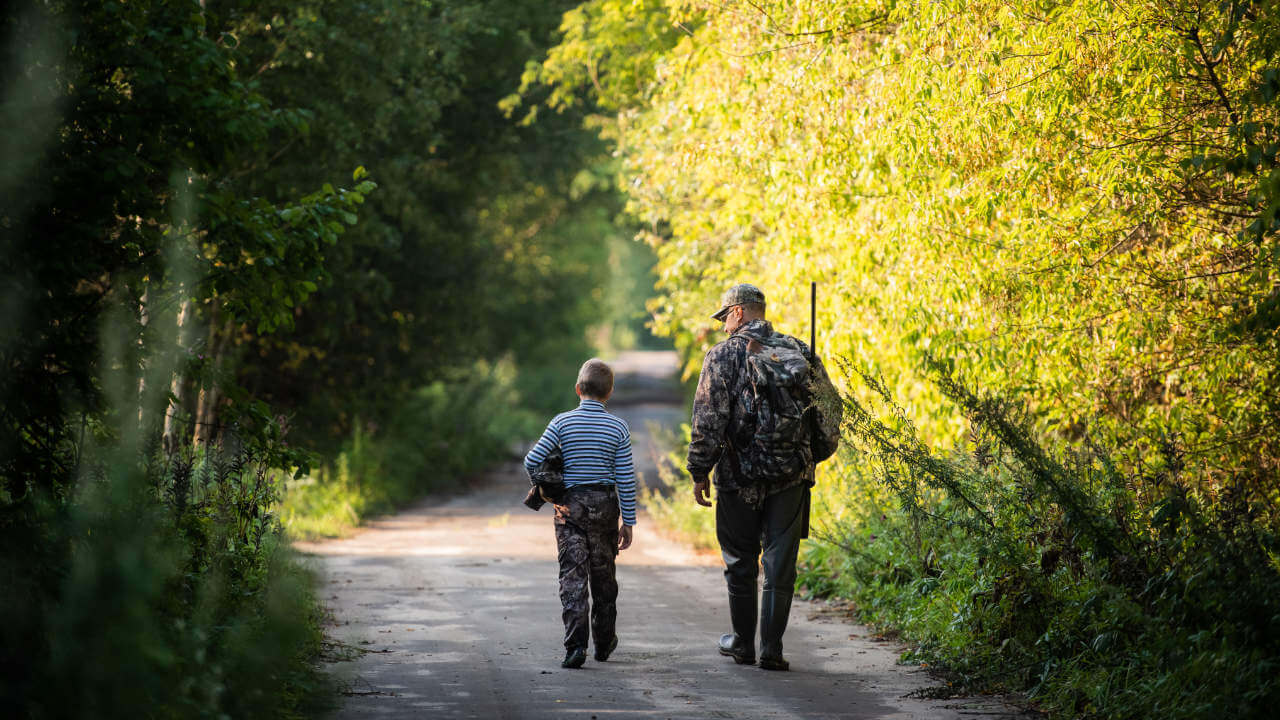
xmin=523 ymin=358 xmax=637 ymax=669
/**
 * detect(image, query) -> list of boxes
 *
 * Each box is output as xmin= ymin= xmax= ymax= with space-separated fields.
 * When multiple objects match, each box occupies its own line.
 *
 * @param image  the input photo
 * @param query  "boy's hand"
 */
xmin=618 ymin=524 xmax=633 ymax=551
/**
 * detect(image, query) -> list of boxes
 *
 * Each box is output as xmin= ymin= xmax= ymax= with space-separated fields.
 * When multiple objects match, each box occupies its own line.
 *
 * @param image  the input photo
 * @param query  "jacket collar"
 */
xmin=731 ymin=318 xmax=774 ymax=341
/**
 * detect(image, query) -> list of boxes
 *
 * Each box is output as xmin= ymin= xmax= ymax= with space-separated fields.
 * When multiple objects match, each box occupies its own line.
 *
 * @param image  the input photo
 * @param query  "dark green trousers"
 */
xmin=715 ymin=482 xmax=806 ymax=599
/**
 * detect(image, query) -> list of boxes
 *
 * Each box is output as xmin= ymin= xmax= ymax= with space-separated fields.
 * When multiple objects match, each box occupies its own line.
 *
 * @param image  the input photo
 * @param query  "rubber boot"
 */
xmin=717 ymin=592 xmax=757 ymax=664
xmin=758 ymin=589 xmax=792 ymax=670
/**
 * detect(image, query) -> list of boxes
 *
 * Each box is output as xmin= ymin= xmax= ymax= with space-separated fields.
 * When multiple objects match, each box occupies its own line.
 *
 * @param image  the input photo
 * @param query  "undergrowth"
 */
xmin=2 ymin=440 xmax=332 ymax=719
xmin=800 ymin=359 xmax=1280 ymax=719
xmin=642 ymin=422 xmax=718 ymax=551
xmin=280 ymin=359 xmax=538 ymax=539
xmin=641 ymin=356 xmax=1279 ymax=718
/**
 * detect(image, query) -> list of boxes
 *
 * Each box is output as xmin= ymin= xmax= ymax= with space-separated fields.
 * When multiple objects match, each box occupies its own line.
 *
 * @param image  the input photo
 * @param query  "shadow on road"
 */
xmin=297 ymin=351 xmax=1028 ymax=719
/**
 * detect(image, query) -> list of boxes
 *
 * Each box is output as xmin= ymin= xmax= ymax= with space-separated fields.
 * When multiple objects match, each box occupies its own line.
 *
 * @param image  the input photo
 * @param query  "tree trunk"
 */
xmin=137 ymin=288 xmax=150 ymax=426
xmin=162 ymin=295 xmax=193 ymax=455
xmin=193 ymin=300 xmax=229 ymax=448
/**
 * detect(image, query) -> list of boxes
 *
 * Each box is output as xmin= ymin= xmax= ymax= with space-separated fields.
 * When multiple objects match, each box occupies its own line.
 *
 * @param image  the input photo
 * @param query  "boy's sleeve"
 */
xmin=523 ymin=419 xmax=560 ymax=474
xmin=614 ymin=423 xmax=637 ymax=527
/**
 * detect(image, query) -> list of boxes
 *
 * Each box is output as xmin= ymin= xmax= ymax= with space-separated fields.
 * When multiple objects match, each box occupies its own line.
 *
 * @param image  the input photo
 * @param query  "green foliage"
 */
xmin=0 ymin=0 xmax=373 ymax=497
xmin=507 ymin=0 xmax=686 ymax=117
xmin=2 ymin=0 xmax=665 ymax=716
xmin=528 ymin=0 xmax=1280 ymax=490
xmin=641 ymin=422 xmax=718 ymax=550
xmin=2 ymin=443 xmax=331 ymax=719
xmin=534 ymin=0 xmax=1280 ymax=716
xmin=207 ymin=171 xmax=377 ymax=336
xmin=280 ymin=359 xmax=539 ymax=539
xmin=594 ymin=232 xmax=672 ymax=352
xmin=802 ymin=364 xmax=1280 ymax=717
xmin=223 ymin=0 xmax=645 ymax=442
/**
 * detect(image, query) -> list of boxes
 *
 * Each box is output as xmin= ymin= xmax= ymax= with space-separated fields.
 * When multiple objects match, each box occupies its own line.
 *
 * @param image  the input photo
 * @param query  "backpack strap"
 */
xmin=727 ymin=332 xmax=766 ymax=355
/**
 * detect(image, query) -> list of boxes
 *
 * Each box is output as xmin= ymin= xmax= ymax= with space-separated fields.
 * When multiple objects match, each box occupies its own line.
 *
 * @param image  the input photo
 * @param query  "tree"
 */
xmin=0 ymin=0 xmax=371 ymax=498
xmin=524 ymin=0 xmax=1280 ymax=512
xmin=215 ymin=0 xmax=637 ymax=445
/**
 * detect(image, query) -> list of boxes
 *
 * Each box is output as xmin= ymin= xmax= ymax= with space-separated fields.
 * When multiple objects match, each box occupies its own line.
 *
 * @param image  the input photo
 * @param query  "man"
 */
xmin=688 ymin=283 xmax=840 ymax=671
xmin=524 ymin=359 xmax=637 ymax=669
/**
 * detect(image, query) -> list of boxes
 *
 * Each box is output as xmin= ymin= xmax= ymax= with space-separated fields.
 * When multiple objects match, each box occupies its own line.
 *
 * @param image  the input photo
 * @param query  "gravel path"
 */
xmin=296 ymin=352 xmax=1025 ymax=719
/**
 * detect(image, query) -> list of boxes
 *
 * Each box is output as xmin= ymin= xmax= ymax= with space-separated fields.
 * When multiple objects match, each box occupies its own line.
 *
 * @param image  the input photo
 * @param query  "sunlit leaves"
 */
xmin=531 ymin=0 xmax=1280 ymax=499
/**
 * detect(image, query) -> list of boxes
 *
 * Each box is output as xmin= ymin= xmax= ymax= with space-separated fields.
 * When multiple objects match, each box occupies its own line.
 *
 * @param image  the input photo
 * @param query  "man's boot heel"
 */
xmin=758 ymin=589 xmax=793 ymax=671
xmin=595 ymin=635 xmax=618 ymax=662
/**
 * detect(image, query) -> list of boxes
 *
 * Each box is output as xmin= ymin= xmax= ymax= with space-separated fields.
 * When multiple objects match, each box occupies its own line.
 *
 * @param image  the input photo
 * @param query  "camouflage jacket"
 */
xmin=686 ymin=319 xmax=839 ymax=505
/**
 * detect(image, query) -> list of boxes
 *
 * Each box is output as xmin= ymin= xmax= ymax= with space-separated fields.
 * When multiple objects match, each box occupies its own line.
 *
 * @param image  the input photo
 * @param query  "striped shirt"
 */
xmin=524 ymin=398 xmax=637 ymax=526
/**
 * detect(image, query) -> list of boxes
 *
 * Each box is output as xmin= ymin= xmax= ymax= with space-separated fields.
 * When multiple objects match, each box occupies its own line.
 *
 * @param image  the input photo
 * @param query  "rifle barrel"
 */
xmin=810 ymin=281 xmax=816 ymax=353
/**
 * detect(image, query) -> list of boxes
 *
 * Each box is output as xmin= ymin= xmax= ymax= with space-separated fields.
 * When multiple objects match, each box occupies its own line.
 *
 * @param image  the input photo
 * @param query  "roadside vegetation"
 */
xmin=280 ymin=360 xmax=538 ymax=539
xmin=8 ymin=0 xmax=1277 ymax=717
xmin=518 ymin=1 xmax=1280 ymax=717
xmin=643 ymin=424 xmax=718 ymax=552
xmin=2 ymin=0 xmax=656 ymax=715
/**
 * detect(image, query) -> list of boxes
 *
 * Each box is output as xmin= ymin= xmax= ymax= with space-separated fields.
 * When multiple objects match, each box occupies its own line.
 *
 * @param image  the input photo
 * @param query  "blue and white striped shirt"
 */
xmin=524 ymin=398 xmax=637 ymax=526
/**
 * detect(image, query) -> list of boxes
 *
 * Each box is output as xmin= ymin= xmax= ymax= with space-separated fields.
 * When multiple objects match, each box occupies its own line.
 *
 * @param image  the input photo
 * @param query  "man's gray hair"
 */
xmin=576 ymin=358 xmax=614 ymax=399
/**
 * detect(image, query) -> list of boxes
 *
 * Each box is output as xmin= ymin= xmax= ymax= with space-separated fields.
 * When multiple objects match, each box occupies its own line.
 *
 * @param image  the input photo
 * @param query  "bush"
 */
xmin=2 ymin=442 xmax=331 ymax=720
xmin=799 ymin=359 xmax=1280 ymax=719
xmin=281 ymin=358 xmax=538 ymax=538
xmin=642 ymin=423 xmax=717 ymax=551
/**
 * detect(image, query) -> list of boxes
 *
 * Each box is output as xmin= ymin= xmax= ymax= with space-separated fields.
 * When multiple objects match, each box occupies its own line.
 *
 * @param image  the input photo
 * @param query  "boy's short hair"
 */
xmin=576 ymin=358 xmax=614 ymax=399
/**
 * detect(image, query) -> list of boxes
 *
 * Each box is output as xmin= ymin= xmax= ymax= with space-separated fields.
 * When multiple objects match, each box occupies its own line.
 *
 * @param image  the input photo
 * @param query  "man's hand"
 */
xmin=693 ymin=479 xmax=713 ymax=507
xmin=618 ymin=524 xmax=633 ymax=551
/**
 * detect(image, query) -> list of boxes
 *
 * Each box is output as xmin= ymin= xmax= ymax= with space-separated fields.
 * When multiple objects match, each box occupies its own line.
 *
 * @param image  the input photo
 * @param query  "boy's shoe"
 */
xmin=561 ymin=647 xmax=587 ymax=669
xmin=594 ymin=635 xmax=618 ymax=662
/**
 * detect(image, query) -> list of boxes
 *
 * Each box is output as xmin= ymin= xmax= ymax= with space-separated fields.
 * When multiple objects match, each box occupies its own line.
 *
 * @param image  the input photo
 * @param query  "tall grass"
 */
xmin=2 ymin=442 xmax=332 ymax=719
xmin=280 ymin=358 xmax=539 ymax=539
xmin=639 ymin=358 xmax=1280 ymax=717
xmin=642 ymin=423 xmax=718 ymax=551
xmin=801 ymin=361 xmax=1280 ymax=718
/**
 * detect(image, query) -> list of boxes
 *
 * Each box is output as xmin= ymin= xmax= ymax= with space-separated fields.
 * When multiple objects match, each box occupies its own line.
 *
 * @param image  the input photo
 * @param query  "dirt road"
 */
xmin=297 ymin=352 xmax=1022 ymax=719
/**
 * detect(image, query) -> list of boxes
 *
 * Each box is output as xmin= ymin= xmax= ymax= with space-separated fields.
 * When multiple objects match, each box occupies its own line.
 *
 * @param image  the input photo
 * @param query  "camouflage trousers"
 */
xmin=553 ymin=486 xmax=619 ymax=651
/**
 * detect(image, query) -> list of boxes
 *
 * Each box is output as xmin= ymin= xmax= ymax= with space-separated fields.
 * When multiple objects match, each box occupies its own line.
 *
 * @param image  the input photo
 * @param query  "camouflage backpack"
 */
xmin=730 ymin=333 xmax=815 ymax=487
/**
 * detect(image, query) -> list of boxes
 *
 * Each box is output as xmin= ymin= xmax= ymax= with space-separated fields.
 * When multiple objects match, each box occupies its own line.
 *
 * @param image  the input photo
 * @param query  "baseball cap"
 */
xmin=711 ymin=283 xmax=766 ymax=321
